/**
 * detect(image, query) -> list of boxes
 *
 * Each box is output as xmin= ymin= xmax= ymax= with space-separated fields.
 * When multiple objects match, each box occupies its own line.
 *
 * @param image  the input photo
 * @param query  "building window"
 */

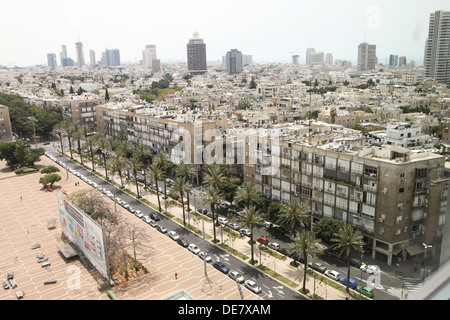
xmin=399 ymin=188 xmax=404 ymax=193
xmin=416 ymin=168 xmax=427 ymax=179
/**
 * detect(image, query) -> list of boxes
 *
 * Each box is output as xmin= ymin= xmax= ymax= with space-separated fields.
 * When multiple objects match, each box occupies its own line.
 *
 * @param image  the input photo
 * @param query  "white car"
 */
xmin=188 ymin=244 xmax=201 ymax=254
xmin=198 ymin=251 xmax=212 ymax=262
xmin=268 ymin=242 xmax=281 ymax=251
xmin=228 ymin=270 xmax=245 ymax=283
xmin=324 ymin=270 xmax=341 ymax=281
xmin=227 ymin=222 xmax=240 ymax=230
xmin=239 ymin=228 xmax=251 ymax=237
xmin=360 ymin=264 xmax=380 ymax=274
xmin=218 ymin=217 xmax=228 ymax=225
xmin=244 ymin=280 xmax=261 ymax=294
xmin=135 ymin=210 xmax=144 ymax=218
xmin=148 ymin=219 xmax=158 ymax=227
xmin=168 ymin=231 xmax=180 ymax=241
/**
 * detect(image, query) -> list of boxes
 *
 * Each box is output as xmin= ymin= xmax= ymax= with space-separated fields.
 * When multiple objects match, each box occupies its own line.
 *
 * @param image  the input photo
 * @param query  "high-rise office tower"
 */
xmin=60 ymin=45 xmax=68 ymax=66
xmin=47 ymin=53 xmax=57 ymax=69
xmin=101 ymin=50 xmax=110 ymax=67
xmin=75 ymin=41 xmax=85 ymax=68
xmin=89 ymin=50 xmax=96 ymax=66
xmin=225 ymin=49 xmax=243 ymax=74
xmin=187 ymin=32 xmax=207 ymax=75
xmin=357 ymin=42 xmax=377 ymax=71
xmin=292 ymin=54 xmax=299 ymax=65
xmin=424 ymin=10 xmax=450 ymax=85
xmin=325 ymin=53 xmax=333 ymax=66
xmin=309 ymin=52 xmax=324 ymax=65
xmin=306 ymin=48 xmax=316 ymax=65
xmin=109 ymin=49 xmax=121 ymax=66
xmin=389 ymin=54 xmax=399 ymax=67
xmin=398 ymin=56 xmax=407 ymax=67
xmin=143 ymin=45 xmax=157 ymax=68
xmin=243 ymin=55 xmax=253 ymax=66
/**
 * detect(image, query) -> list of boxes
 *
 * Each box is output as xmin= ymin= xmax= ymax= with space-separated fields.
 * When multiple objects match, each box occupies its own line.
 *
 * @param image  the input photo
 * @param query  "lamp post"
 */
xmin=422 ymin=243 xmax=432 ymax=283
xmin=27 ymin=116 xmax=38 ymax=148
xmin=195 ymin=187 xmax=207 ymax=277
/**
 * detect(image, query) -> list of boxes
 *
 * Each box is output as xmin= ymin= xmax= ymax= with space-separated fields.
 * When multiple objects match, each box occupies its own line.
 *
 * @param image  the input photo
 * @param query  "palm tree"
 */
xmin=73 ymin=129 xmax=85 ymax=165
xmin=173 ymin=177 xmax=192 ymax=227
xmin=289 ymin=230 xmax=322 ymax=293
xmin=238 ymin=205 xmax=264 ymax=265
xmin=235 ymin=182 xmax=263 ymax=208
xmin=65 ymin=122 xmax=76 ymax=159
xmin=96 ymin=136 xmax=111 ymax=181
xmin=52 ymin=122 xmax=66 ymax=154
xmin=149 ymin=163 xmax=164 ymax=212
xmin=134 ymin=144 xmax=152 ymax=188
xmin=128 ymin=156 xmax=143 ymax=198
xmin=330 ymin=224 xmax=364 ymax=292
xmin=176 ymin=163 xmax=197 ymax=212
xmin=205 ymin=186 xmax=222 ymax=243
xmin=277 ymin=200 xmax=310 ymax=235
xmin=112 ymin=154 xmax=126 ymax=188
xmin=203 ymin=165 xmax=224 ymax=189
xmin=155 ymin=152 xmax=170 ymax=197
xmin=85 ymin=135 xmax=97 ymax=172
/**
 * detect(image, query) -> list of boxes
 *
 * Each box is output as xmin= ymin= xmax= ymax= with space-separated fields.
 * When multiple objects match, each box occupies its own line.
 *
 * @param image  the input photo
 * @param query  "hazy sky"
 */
xmin=0 ymin=0 xmax=448 ymax=67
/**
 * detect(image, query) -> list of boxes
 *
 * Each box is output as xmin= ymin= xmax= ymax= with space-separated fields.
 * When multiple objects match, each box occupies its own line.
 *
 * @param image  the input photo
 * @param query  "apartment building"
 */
xmin=242 ymin=125 xmax=448 ymax=265
xmin=95 ymin=103 xmax=216 ymax=164
xmin=62 ymin=96 xmax=105 ymax=131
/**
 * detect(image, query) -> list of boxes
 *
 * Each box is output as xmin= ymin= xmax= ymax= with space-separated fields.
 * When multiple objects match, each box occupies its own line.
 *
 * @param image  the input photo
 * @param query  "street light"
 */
xmin=194 ymin=187 xmax=208 ymax=277
xmin=422 ymin=243 xmax=432 ymax=283
xmin=27 ymin=116 xmax=38 ymax=148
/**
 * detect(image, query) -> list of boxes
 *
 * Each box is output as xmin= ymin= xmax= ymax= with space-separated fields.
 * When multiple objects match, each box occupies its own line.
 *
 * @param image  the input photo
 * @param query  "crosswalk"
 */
xmin=402 ymin=279 xmax=423 ymax=295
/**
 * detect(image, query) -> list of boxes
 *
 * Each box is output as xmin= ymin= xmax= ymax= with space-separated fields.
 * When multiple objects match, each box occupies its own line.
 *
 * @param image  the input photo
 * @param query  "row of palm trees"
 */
xmin=52 ymin=121 xmax=365 ymax=294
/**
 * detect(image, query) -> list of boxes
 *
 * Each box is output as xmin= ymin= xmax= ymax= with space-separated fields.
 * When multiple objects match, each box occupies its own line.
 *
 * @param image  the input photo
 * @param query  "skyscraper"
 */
xmin=187 ymin=32 xmax=207 ymax=75
xmin=225 ymin=49 xmax=243 ymax=74
xmin=143 ymin=45 xmax=157 ymax=68
xmin=389 ymin=54 xmax=399 ymax=67
xmin=309 ymin=52 xmax=324 ymax=65
xmin=60 ymin=45 xmax=67 ymax=66
xmin=306 ymin=48 xmax=316 ymax=65
xmin=398 ymin=56 xmax=407 ymax=67
xmin=424 ymin=10 xmax=450 ymax=85
xmin=47 ymin=53 xmax=57 ymax=69
xmin=292 ymin=54 xmax=299 ymax=65
xmin=75 ymin=41 xmax=85 ymax=68
xmin=325 ymin=53 xmax=333 ymax=66
xmin=89 ymin=50 xmax=96 ymax=66
xmin=357 ymin=42 xmax=377 ymax=71
xmin=109 ymin=49 xmax=121 ymax=66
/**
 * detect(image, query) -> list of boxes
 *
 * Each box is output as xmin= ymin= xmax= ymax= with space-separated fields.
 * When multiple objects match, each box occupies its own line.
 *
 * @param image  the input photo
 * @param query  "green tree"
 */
xmin=330 ymin=108 xmax=337 ymax=124
xmin=40 ymin=165 xmax=60 ymax=174
xmin=289 ymin=231 xmax=323 ymax=293
xmin=237 ymin=205 xmax=264 ymax=265
xmin=313 ymin=217 xmax=346 ymax=245
xmin=39 ymin=173 xmax=61 ymax=189
xmin=105 ymin=88 xmax=110 ymax=101
xmin=149 ymin=163 xmax=164 ymax=212
xmin=173 ymin=177 xmax=192 ymax=227
xmin=217 ymin=177 xmax=239 ymax=206
xmin=128 ymin=156 xmax=143 ymax=198
xmin=176 ymin=163 xmax=197 ymax=212
xmin=205 ymin=186 xmax=223 ymax=242
xmin=277 ymin=200 xmax=310 ymax=234
xmin=249 ymin=77 xmax=257 ymax=89
xmin=235 ymin=182 xmax=263 ymax=208
xmin=330 ymin=224 xmax=364 ymax=292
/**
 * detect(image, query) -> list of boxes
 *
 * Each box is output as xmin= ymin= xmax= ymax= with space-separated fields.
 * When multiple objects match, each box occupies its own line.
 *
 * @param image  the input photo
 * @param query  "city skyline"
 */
xmin=0 ymin=0 xmax=448 ymax=67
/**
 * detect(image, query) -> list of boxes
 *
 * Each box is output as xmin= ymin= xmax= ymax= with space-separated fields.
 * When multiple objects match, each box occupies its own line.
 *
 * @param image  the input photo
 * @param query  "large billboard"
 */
xmin=57 ymin=191 xmax=108 ymax=279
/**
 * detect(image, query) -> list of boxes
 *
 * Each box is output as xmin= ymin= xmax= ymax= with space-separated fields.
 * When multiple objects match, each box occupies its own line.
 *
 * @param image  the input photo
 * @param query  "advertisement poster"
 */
xmin=57 ymin=191 xmax=108 ymax=279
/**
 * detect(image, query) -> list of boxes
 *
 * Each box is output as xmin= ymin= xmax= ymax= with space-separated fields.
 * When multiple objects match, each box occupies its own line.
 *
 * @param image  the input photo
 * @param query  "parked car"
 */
xmin=212 ymin=261 xmax=230 ymax=274
xmin=339 ymin=278 xmax=357 ymax=290
xmin=227 ymin=222 xmax=240 ymax=230
xmin=308 ymin=262 xmax=327 ymax=273
xmin=324 ymin=270 xmax=341 ymax=281
xmin=244 ymin=280 xmax=262 ymax=294
xmin=142 ymin=216 xmax=152 ymax=224
xmin=148 ymin=219 xmax=158 ymax=227
xmin=9 ymin=279 xmax=17 ymax=288
xmin=3 ymin=281 xmax=9 ymax=290
xmin=268 ymin=242 xmax=281 ymax=251
xmin=197 ymin=208 xmax=208 ymax=215
xmin=218 ymin=217 xmax=228 ymax=225
xmin=135 ymin=210 xmax=144 ymax=218
xmin=239 ymin=228 xmax=251 ymax=237
xmin=228 ymin=270 xmax=245 ymax=283
xmin=177 ymin=238 xmax=189 ymax=247
xmin=356 ymin=285 xmax=375 ymax=298
xmin=7 ymin=272 xmax=14 ymax=280
xmin=360 ymin=264 xmax=380 ymax=275
xmin=43 ymin=141 xmax=50 ymax=145
xmin=188 ymin=244 xmax=201 ymax=254
xmin=219 ymin=203 xmax=229 ymax=210
xmin=169 ymin=231 xmax=180 ymax=241
xmin=326 ymin=250 xmax=343 ymax=261
xmin=128 ymin=206 xmax=136 ymax=213
xmin=199 ymin=251 xmax=212 ymax=263
xmin=350 ymin=258 xmax=363 ymax=268
xmin=156 ymin=225 xmax=167 ymax=233
xmin=177 ymin=197 xmax=188 ymax=205
xmin=257 ymin=237 xmax=269 ymax=245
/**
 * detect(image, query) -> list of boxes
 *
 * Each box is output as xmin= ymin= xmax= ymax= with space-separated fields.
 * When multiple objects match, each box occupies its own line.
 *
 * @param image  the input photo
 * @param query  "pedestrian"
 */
xmin=20 ymin=196 xmax=22 ymax=201
xmin=175 ymin=272 xmax=178 ymax=279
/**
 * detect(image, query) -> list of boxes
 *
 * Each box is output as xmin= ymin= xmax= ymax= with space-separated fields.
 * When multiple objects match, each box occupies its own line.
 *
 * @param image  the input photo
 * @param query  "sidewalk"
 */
xmin=62 ymin=150 xmax=353 ymax=300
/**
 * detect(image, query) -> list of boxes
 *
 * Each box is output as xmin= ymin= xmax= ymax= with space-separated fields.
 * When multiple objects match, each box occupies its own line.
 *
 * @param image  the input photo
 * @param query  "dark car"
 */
xmin=326 ymin=250 xmax=343 ymax=261
xmin=350 ymin=258 xmax=363 ymax=268
xmin=43 ymin=141 xmax=50 ymax=145
xmin=308 ymin=262 xmax=327 ymax=273
xmin=150 ymin=212 xmax=160 ymax=221
xmin=273 ymin=226 xmax=287 ymax=235
xmin=177 ymin=238 xmax=189 ymax=247
xmin=212 ymin=261 xmax=230 ymax=274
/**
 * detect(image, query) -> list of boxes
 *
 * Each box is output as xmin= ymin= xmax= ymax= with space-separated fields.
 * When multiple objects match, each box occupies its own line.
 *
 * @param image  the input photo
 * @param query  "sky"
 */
xmin=0 ymin=0 xmax=448 ymax=67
